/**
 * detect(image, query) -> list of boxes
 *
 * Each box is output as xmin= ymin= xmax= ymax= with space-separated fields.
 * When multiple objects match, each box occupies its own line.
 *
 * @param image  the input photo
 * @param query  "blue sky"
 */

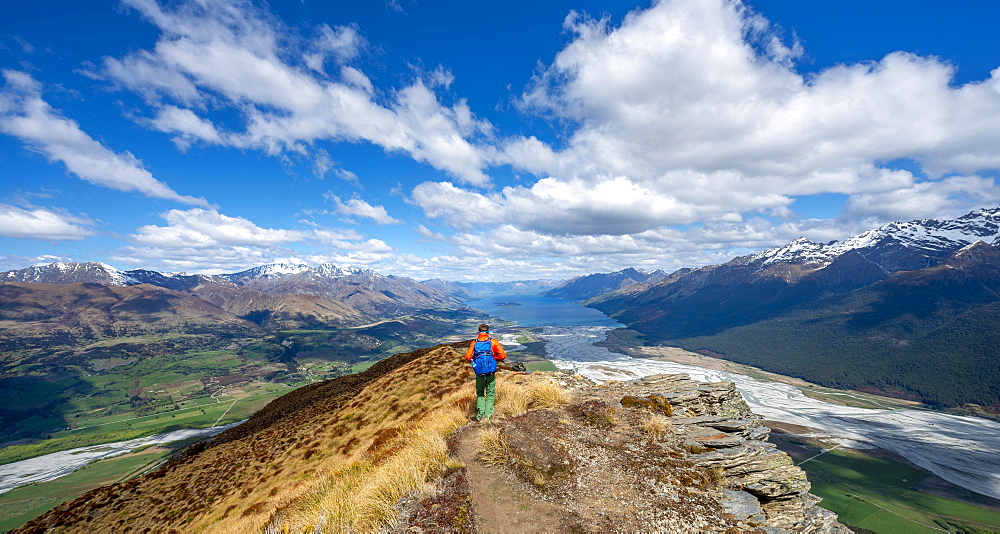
xmin=2 ymin=0 xmax=999 ymax=281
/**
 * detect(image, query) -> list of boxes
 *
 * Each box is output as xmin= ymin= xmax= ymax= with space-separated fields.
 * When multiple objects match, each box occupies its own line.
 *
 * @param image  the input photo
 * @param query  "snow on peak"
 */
xmin=747 ymin=208 xmax=1000 ymax=271
xmin=751 ymin=237 xmax=831 ymax=267
xmin=259 ymin=263 xmax=311 ymax=276
xmin=315 ymin=263 xmax=377 ymax=278
xmin=0 ymin=261 xmax=139 ymax=286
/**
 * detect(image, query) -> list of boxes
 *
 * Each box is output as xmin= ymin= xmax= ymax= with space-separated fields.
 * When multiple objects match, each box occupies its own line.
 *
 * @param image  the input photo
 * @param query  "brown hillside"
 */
xmin=0 ymin=282 xmax=256 ymax=336
xmin=17 ymin=341 xmax=474 ymax=533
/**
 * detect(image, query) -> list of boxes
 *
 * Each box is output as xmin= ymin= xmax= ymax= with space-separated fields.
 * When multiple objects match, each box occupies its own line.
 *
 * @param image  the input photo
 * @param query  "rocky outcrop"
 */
xmin=615 ymin=373 xmax=850 ymax=532
xmin=463 ymin=371 xmax=851 ymax=533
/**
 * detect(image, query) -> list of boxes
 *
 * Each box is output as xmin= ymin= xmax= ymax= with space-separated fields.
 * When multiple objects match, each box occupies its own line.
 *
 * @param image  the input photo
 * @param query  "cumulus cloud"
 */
xmin=129 ymin=208 xmax=368 ymax=247
xmin=325 ymin=194 xmax=402 ymax=224
xmin=0 ymin=70 xmax=208 ymax=206
xmin=401 ymin=0 xmax=1000 ymax=275
xmin=492 ymin=0 xmax=1000 ymax=227
xmin=105 ymin=0 xmax=494 ymax=184
xmin=118 ymin=208 xmax=395 ymax=273
xmin=0 ymin=204 xmax=94 ymax=240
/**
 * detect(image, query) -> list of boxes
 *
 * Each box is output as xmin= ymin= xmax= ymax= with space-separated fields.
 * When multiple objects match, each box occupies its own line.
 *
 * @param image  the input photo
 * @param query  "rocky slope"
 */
xmin=17 ymin=343 xmax=846 ymax=533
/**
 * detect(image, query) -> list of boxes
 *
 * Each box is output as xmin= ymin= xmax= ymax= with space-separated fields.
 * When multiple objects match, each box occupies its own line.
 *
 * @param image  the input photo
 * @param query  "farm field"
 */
xmin=770 ymin=428 xmax=1000 ymax=533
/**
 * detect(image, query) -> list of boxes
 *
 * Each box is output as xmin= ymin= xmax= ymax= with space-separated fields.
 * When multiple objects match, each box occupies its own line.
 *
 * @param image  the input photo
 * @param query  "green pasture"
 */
xmin=523 ymin=360 xmax=560 ymax=372
xmin=777 ymin=437 xmax=1000 ymax=533
xmin=0 ymin=385 xmax=293 ymax=465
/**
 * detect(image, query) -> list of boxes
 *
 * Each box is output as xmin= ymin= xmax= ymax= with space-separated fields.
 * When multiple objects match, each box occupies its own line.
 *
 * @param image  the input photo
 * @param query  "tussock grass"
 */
xmin=494 ymin=379 xmax=532 ymax=417
xmin=476 ymin=427 xmax=511 ymax=467
xmin=495 ymin=374 xmax=571 ymax=418
xmin=527 ymin=380 xmax=571 ymax=408
xmin=642 ymin=414 xmax=671 ymax=436
xmin=271 ymin=396 xmax=467 ymax=532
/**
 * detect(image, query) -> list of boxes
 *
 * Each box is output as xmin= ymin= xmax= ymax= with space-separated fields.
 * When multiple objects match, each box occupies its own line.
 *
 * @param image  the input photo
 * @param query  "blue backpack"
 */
xmin=471 ymin=338 xmax=498 ymax=375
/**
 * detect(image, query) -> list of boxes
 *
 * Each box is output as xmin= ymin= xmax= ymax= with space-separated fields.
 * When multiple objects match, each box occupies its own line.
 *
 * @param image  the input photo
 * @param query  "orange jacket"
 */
xmin=464 ymin=332 xmax=507 ymax=362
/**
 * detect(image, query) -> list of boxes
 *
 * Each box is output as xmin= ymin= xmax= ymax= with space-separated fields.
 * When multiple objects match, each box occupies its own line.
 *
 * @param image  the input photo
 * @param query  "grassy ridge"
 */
xmin=1 ymin=311 xmax=482 ymax=463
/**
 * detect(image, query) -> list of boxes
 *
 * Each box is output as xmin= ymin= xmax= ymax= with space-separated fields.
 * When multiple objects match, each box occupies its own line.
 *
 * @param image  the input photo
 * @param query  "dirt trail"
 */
xmin=451 ymin=423 xmax=565 ymax=532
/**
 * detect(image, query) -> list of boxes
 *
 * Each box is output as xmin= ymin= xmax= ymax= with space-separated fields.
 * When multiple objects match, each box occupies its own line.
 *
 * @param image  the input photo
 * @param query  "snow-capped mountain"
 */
xmin=0 ymin=261 xmax=141 ymax=286
xmin=0 ymin=261 xmax=457 ymax=327
xmin=750 ymin=207 xmax=1000 ymax=272
xmin=590 ymin=206 xmax=1000 ymax=342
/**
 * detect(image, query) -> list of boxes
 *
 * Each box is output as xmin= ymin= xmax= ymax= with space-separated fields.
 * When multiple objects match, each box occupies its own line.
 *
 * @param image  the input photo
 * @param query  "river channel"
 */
xmin=470 ymin=293 xmax=1000 ymax=501
xmin=0 ymin=424 xmax=238 ymax=495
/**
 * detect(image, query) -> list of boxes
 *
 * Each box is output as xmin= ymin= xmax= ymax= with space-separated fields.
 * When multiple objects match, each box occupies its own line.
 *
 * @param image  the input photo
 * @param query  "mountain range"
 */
xmin=0 ymin=262 xmax=459 ymax=331
xmin=588 ymin=207 xmax=1000 ymax=410
xmin=545 ymin=267 xmax=671 ymax=300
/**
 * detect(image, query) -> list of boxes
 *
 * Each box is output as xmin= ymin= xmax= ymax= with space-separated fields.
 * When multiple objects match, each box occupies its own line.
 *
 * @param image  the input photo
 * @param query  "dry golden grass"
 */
xmin=494 ymin=378 xmax=532 ymax=417
xmin=255 ymin=352 xmax=471 ymax=533
xmin=642 ymin=414 xmax=671 ymax=436
xmin=494 ymin=373 xmax=571 ymax=418
xmin=527 ymin=380 xmax=571 ymax=408
xmin=476 ymin=426 xmax=511 ymax=468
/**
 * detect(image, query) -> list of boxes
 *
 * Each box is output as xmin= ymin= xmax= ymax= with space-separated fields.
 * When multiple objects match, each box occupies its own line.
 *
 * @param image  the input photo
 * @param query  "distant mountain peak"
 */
xmin=742 ymin=207 xmax=1000 ymax=274
xmin=0 ymin=261 xmax=140 ymax=286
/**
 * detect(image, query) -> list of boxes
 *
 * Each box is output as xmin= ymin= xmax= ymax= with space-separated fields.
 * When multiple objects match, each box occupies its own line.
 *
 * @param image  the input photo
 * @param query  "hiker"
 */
xmin=465 ymin=323 xmax=507 ymax=421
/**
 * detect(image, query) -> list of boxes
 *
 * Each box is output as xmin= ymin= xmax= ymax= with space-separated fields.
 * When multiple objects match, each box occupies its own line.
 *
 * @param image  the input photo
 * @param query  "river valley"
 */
xmin=473 ymin=294 xmax=1000 ymax=501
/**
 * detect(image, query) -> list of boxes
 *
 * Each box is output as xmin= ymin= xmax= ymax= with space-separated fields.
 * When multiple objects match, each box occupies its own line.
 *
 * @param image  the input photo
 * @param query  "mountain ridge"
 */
xmin=15 ymin=343 xmax=848 ymax=533
xmin=588 ymin=207 xmax=1000 ymax=410
xmin=0 ymin=261 xmax=458 ymax=329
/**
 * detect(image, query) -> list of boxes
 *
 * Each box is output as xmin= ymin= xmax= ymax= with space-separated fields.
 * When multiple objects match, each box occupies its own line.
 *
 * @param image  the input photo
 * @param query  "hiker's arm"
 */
xmin=464 ymin=341 xmax=475 ymax=361
xmin=492 ymin=339 xmax=506 ymax=361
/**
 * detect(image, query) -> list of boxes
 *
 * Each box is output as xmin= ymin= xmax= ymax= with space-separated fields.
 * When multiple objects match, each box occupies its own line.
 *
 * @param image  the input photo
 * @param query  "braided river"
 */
xmin=469 ymin=294 xmax=1000 ymax=500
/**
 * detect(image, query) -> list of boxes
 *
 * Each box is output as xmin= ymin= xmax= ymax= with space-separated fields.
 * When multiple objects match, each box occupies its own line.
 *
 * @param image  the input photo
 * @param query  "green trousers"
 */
xmin=475 ymin=373 xmax=496 ymax=421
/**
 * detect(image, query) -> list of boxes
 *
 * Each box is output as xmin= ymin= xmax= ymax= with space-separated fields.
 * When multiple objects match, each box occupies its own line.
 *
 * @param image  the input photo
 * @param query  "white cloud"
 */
xmin=119 ymin=208 xmax=393 ymax=273
xmin=305 ymin=24 xmax=362 ymax=72
xmin=410 ymin=181 xmax=505 ymax=229
xmin=105 ymin=0 xmax=494 ymax=185
xmin=132 ymin=208 xmax=315 ymax=247
xmin=0 ymin=70 xmax=209 ymax=206
xmin=325 ymin=194 xmax=402 ymax=225
xmin=0 ymin=204 xmax=94 ymax=240
xmin=844 ymin=175 xmax=1000 ymax=221
xmin=149 ymin=105 xmax=223 ymax=148
xmin=491 ymin=0 xmax=1000 ymax=234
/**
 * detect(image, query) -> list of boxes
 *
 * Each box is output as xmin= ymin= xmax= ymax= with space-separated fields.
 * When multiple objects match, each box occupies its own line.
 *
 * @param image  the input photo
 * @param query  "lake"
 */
xmin=465 ymin=293 xmax=623 ymax=327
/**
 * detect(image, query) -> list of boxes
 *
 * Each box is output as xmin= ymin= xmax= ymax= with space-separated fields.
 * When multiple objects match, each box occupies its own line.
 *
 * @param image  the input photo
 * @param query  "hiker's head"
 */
xmin=478 ymin=324 xmax=489 ymax=333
